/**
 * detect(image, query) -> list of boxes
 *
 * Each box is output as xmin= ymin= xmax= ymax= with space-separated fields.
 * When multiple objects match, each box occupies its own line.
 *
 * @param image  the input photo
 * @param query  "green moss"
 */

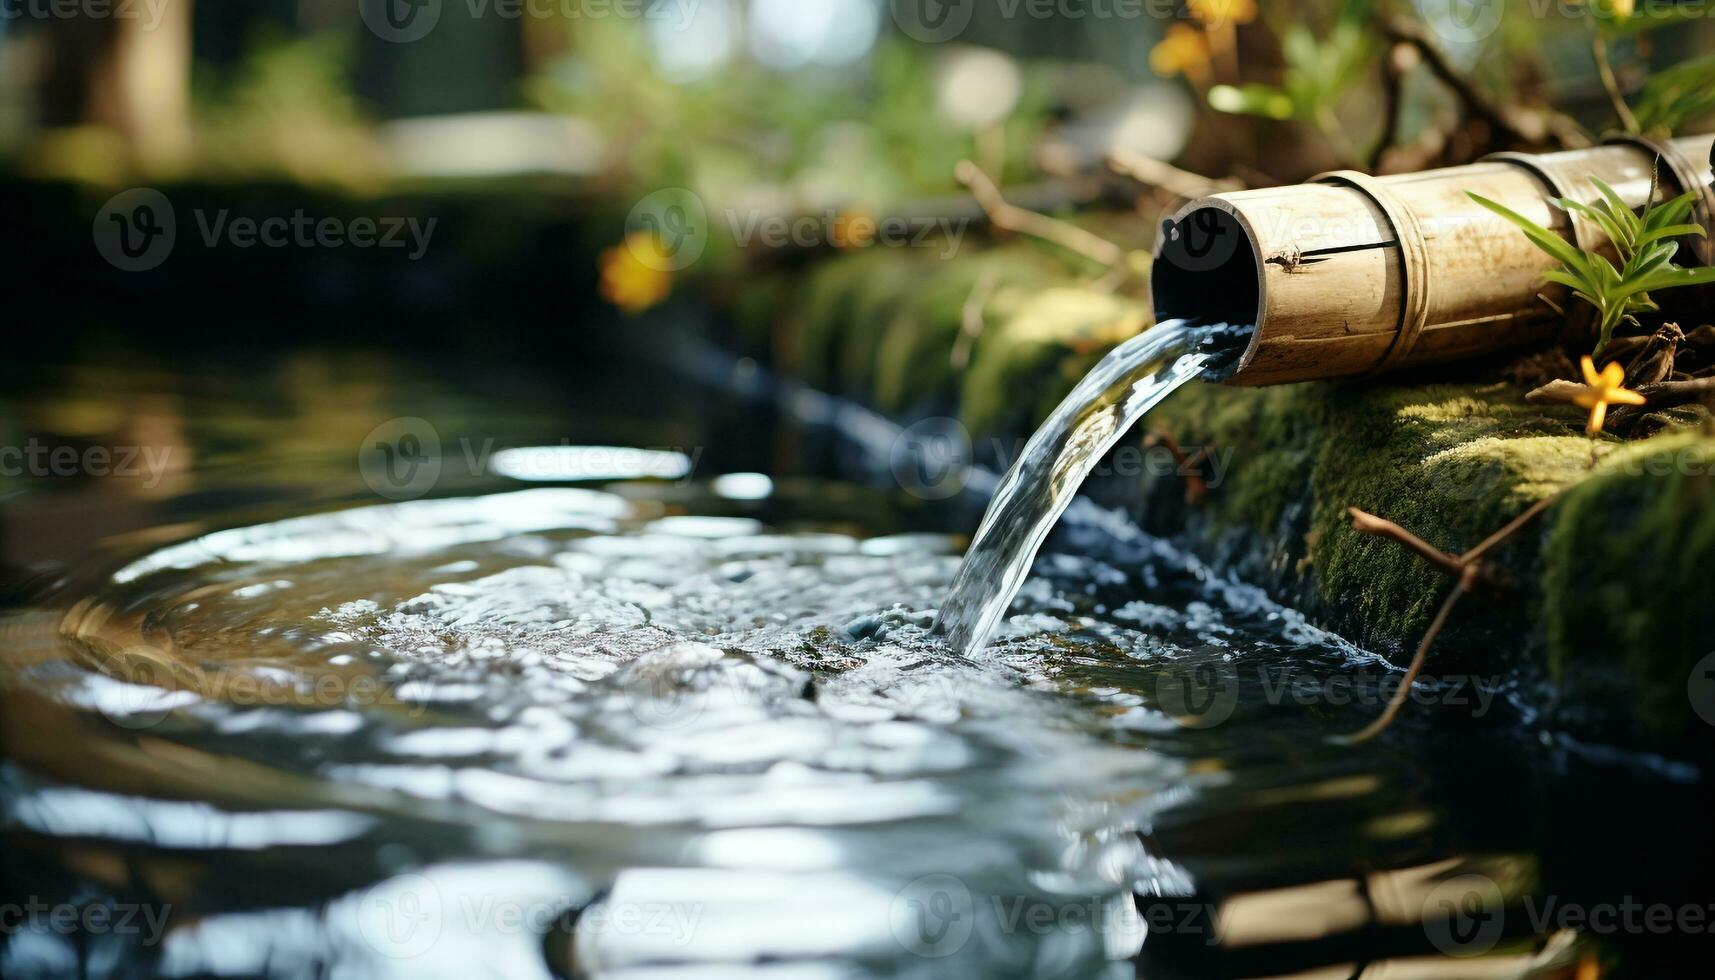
xmin=958 ymin=287 xmax=1147 ymax=436
xmin=1152 ymin=377 xmax=1713 ymax=733
xmin=1154 ymin=381 xmax=1605 ymax=653
xmin=1152 ymin=382 xmax=1320 ymax=535
xmin=1541 ymin=432 xmax=1715 ymax=732
xmin=870 ymin=247 xmax=1057 ymax=412
xmin=792 ymin=248 xmax=917 ymax=387
xmin=722 ymin=235 xmax=1713 ymax=735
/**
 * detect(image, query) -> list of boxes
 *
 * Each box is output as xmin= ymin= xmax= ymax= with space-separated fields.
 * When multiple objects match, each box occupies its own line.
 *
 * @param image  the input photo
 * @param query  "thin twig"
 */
xmin=1338 ymin=570 xmax=1474 ymax=745
xmin=1382 ymin=18 xmax=1541 ymax=146
xmin=954 ymin=160 xmax=1127 ymax=270
xmin=1141 ymin=428 xmax=1211 ymax=505
xmin=950 ymin=271 xmax=998 ymax=372
xmin=1105 ymin=150 xmax=1242 ymax=201
xmin=1459 ymin=494 xmax=1559 ymax=564
xmin=1589 ymin=27 xmax=1641 ymax=135
xmin=1347 ymin=507 xmax=1465 ymax=579
xmin=1338 ymin=494 xmax=1559 ymax=743
xmin=1369 ymin=42 xmax=1410 ymax=173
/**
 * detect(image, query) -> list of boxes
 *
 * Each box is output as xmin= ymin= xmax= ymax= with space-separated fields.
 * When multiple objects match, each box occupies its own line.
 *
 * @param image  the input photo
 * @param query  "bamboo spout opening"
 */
xmin=1152 ymin=206 xmax=1263 ymax=332
xmin=1149 ymin=135 xmax=1715 ymax=387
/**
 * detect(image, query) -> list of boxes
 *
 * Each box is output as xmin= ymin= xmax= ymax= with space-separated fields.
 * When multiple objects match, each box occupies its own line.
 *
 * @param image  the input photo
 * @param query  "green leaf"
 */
xmin=1540 ymin=269 xmax=1588 ymax=293
xmin=1207 ymin=84 xmax=1297 ymax=121
xmin=1643 ymin=191 xmax=1699 ymax=232
xmin=1556 ymin=196 xmax=1633 ymax=254
xmin=1469 ymin=192 xmax=1592 ymax=278
xmin=1617 ymin=264 xmax=1715 ymax=299
xmin=1588 ymin=177 xmax=1642 ymax=247
xmin=1635 ymin=57 xmax=1715 ymax=132
xmin=1634 ymin=225 xmax=1704 ymax=252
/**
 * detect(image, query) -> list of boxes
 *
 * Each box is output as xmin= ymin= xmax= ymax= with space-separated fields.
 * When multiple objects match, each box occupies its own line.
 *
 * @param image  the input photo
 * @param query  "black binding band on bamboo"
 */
xmin=1314 ymin=170 xmax=1433 ymax=375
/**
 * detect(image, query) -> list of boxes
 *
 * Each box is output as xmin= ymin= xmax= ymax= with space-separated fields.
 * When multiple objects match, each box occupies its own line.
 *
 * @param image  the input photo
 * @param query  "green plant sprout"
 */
xmin=1468 ymin=177 xmax=1715 ymax=355
xmin=1633 ymin=54 xmax=1715 ymax=135
xmin=1208 ymin=21 xmax=1373 ymax=163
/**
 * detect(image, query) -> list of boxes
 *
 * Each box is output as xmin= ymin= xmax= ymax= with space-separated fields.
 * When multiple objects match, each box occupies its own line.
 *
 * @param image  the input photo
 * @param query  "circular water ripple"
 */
xmin=4 ymin=486 xmax=1383 ymax=979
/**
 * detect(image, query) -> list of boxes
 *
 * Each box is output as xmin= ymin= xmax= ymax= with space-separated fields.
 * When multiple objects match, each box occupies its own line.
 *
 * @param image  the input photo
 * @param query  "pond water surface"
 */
xmin=1 ymin=345 xmax=1705 ymax=978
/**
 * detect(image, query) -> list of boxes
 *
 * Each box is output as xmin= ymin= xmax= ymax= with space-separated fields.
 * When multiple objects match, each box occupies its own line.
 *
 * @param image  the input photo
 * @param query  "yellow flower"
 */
xmin=1150 ymin=23 xmax=1213 ymax=84
xmin=831 ymin=209 xmax=877 ymax=250
xmin=1572 ymin=355 xmax=1646 ymax=436
xmin=1189 ymin=0 xmax=1257 ymax=28
xmin=600 ymin=232 xmax=674 ymax=314
xmin=1598 ymin=0 xmax=1634 ymax=20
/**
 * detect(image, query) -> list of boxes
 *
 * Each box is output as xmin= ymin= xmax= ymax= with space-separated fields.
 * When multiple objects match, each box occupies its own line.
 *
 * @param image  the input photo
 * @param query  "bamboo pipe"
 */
xmin=1151 ymin=135 xmax=1715 ymax=385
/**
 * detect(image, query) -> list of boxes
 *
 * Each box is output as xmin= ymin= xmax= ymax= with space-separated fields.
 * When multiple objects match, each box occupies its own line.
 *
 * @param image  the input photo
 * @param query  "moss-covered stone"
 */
xmin=1542 ymin=433 xmax=1715 ymax=734
xmin=1148 ymin=378 xmax=1715 ymax=737
xmin=959 ymin=286 xmax=1147 ymax=436
xmin=712 ymin=237 xmax=1714 ymax=741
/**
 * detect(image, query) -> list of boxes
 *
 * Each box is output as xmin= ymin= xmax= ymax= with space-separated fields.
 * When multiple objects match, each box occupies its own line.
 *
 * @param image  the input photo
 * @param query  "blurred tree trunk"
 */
xmin=40 ymin=0 xmax=194 ymax=171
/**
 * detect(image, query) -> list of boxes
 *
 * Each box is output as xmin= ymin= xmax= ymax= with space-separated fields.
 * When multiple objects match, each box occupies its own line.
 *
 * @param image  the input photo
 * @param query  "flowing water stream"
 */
xmin=0 ymin=340 xmax=1700 ymax=979
xmin=936 ymin=321 xmax=1243 ymax=656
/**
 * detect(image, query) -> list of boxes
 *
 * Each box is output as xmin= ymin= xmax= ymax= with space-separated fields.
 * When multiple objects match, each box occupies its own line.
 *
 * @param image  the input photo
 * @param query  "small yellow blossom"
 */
xmin=1189 ymin=0 xmax=1257 ymax=28
xmin=600 ymin=232 xmax=674 ymax=314
xmin=1150 ymin=23 xmax=1213 ymax=84
xmin=1598 ymin=0 xmax=1634 ymax=21
xmin=831 ymin=209 xmax=878 ymax=250
xmin=1572 ymin=355 xmax=1646 ymax=436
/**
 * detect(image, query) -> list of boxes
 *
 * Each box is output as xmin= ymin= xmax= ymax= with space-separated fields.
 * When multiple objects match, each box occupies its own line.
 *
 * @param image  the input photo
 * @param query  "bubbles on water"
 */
xmin=7 ymin=484 xmax=1389 ymax=979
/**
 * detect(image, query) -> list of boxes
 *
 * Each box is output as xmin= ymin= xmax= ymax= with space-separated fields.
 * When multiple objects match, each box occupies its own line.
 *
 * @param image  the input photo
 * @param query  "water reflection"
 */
xmin=0 ymin=353 xmax=1699 ymax=979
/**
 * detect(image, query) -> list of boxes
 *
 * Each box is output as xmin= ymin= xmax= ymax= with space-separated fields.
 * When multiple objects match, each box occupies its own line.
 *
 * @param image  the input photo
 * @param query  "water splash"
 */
xmin=937 ymin=320 xmax=1246 ymax=656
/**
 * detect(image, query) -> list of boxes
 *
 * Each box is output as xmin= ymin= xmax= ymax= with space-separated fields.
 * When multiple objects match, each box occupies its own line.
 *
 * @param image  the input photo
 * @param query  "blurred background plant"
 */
xmin=6 ymin=0 xmax=1711 ymax=203
xmin=4 ymin=0 xmax=1714 ymax=356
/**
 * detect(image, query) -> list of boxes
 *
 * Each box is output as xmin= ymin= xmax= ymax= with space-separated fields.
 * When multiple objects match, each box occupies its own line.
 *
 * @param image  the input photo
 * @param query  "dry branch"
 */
xmin=1106 ymin=151 xmax=1241 ymax=201
xmin=1338 ymin=496 xmax=1556 ymax=743
xmin=954 ymin=160 xmax=1127 ymax=270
